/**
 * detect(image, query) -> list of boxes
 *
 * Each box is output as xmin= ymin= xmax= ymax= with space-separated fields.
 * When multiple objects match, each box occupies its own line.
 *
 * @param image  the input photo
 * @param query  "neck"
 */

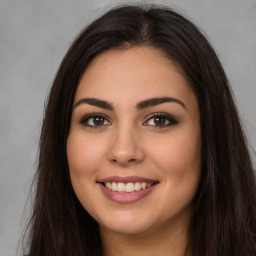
xmin=100 ymin=219 xmax=190 ymax=256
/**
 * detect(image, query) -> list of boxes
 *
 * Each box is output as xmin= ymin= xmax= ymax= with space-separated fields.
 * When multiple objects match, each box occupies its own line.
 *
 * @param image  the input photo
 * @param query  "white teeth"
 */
xmin=125 ymin=182 xmax=135 ymax=192
xmin=112 ymin=182 xmax=117 ymax=191
xmin=106 ymin=182 xmax=112 ymax=189
xmin=146 ymin=183 xmax=152 ymax=188
xmin=134 ymin=182 xmax=141 ymax=191
xmin=117 ymin=182 xmax=126 ymax=192
xmin=104 ymin=181 xmax=155 ymax=192
xmin=142 ymin=182 xmax=147 ymax=189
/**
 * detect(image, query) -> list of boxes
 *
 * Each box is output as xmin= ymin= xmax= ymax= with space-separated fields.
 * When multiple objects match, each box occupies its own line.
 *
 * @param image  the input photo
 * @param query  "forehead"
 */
xmin=75 ymin=46 xmax=196 ymax=109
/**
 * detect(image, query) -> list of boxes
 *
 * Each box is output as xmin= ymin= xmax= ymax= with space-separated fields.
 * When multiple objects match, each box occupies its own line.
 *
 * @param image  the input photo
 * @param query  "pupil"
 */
xmin=154 ymin=117 xmax=165 ymax=125
xmin=94 ymin=117 xmax=104 ymax=125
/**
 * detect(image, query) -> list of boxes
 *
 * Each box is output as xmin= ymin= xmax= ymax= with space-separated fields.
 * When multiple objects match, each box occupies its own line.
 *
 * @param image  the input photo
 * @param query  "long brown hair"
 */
xmin=24 ymin=4 xmax=256 ymax=256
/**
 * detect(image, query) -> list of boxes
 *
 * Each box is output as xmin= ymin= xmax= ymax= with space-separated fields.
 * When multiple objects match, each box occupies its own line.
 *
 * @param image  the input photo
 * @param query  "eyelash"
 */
xmin=143 ymin=113 xmax=178 ymax=128
xmin=80 ymin=112 xmax=178 ymax=129
xmin=80 ymin=113 xmax=110 ymax=128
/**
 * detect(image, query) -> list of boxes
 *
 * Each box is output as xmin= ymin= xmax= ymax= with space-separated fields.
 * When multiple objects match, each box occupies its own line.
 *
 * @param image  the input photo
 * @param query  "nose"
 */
xmin=108 ymin=126 xmax=145 ymax=167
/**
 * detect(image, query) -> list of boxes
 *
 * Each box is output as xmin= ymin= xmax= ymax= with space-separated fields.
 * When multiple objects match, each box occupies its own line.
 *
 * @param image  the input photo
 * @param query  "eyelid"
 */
xmin=143 ymin=112 xmax=178 ymax=127
xmin=79 ymin=112 xmax=177 ymax=129
xmin=80 ymin=113 xmax=111 ymax=127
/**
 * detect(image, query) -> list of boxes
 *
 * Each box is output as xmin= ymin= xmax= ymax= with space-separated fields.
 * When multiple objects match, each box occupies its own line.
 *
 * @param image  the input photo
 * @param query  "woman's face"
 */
xmin=67 ymin=47 xmax=201 ymax=236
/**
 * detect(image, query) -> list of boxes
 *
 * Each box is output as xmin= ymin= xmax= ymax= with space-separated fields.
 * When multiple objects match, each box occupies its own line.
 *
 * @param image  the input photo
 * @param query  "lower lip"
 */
xmin=99 ymin=183 xmax=157 ymax=203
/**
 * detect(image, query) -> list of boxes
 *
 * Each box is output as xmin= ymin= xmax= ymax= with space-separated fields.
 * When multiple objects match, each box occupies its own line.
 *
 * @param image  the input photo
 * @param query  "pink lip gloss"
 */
xmin=98 ymin=183 xmax=158 ymax=203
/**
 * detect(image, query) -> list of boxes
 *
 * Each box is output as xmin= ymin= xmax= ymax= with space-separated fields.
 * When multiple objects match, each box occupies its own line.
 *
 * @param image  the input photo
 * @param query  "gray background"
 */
xmin=0 ymin=0 xmax=255 ymax=255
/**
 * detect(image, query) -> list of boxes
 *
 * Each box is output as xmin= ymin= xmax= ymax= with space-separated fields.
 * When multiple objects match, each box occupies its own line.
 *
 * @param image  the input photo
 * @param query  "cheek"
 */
xmin=66 ymin=132 xmax=106 ymax=213
xmin=148 ymin=128 xmax=201 ymax=180
xmin=148 ymin=129 xmax=201 ymax=214
xmin=66 ymin=133 xmax=106 ymax=177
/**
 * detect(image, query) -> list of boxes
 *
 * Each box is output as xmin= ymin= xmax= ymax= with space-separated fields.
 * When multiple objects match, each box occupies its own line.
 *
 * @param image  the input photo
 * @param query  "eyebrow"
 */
xmin=74 ymin=98 xmax=114 ymax=110
xmin=74 ymin=97 xmax=186 ymax=110
xmin=136 ymin=97 xmax=186 ymax=110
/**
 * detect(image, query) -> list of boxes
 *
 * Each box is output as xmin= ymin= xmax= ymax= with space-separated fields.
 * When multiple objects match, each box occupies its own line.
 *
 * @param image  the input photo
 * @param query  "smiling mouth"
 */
xmin=97 ymin=176 xmax=159 ymax=203
xmin=102 ymin=181 xmax=157 ymax=193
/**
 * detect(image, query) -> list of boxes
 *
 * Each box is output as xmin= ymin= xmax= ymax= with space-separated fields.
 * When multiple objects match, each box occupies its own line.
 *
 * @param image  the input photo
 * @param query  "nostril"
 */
xmin=111 ymin=158 xmax=137 ymax=163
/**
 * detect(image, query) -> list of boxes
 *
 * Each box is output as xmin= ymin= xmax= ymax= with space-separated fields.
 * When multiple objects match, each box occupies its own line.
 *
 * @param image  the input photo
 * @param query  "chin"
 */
xmin=97 ymin=210 xmax=156 ymax=236
xmin=100 ymin=221 xmax=154 ymax=237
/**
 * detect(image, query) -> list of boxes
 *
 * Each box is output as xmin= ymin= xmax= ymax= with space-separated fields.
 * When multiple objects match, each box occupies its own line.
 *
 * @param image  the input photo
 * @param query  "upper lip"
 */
xmin=97 ymin=176 xmax=159 ymax=184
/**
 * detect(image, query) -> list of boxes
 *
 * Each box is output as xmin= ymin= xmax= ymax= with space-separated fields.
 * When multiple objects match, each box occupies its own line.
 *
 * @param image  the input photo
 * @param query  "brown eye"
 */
xmin=93 ymin=116 xmax=105 ymax=125
xmin=153 ymin=117 xmax=166 ymax=126
xmin=80 ymin=114 xmax=111 ymax=128
xmin=144 ymin=113 xmax=178 ymax=128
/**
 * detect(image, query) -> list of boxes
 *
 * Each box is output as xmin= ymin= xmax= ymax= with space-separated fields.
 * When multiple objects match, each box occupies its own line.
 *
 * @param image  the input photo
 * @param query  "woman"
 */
xmin=24 ymin=4 xmax=256 ymax=256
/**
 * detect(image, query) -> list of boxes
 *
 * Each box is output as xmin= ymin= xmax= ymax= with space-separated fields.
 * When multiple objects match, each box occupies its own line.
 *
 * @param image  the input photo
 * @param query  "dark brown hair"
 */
xmin=24 ymin=4 xmax=256 ymax=256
